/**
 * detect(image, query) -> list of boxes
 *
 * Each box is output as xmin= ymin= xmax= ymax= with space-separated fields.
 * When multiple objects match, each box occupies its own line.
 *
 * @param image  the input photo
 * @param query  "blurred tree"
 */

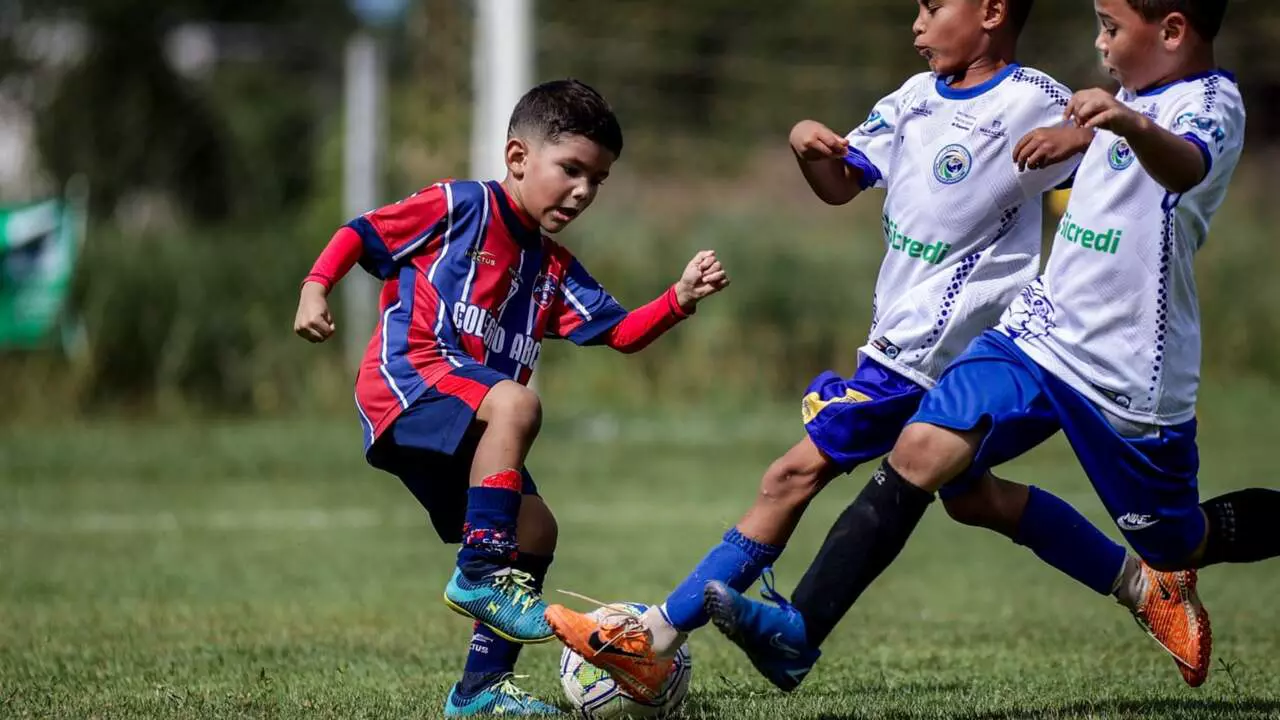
xmin=538 ymin=0 xmax=1278 ymax=160
xmin=27 ymin=0 xmax=349 ymax=222
xmin=36 ymin=1 xmax=231 ymax=220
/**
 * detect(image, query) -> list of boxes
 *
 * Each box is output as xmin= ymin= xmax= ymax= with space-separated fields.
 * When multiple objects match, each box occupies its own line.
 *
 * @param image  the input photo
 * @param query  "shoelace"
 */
xmin=494 ymin=674 xmax=539 ymax=704
xmin=557 ymin=589 xmax=651 ymax=659
xmin=759 ymin=566 xmax=796 ymax=611
xmin=491 ymin=569 xmax=542 ymax=613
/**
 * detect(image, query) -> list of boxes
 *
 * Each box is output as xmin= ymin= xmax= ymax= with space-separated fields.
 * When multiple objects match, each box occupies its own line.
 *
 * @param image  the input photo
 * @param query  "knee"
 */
xmin=887 ymin=423 xmax=979 ymax=492
xmin=757 ymin=457 xmax=824 ymax=508
xmin=484 ymin=382 xmax=543 ymax=437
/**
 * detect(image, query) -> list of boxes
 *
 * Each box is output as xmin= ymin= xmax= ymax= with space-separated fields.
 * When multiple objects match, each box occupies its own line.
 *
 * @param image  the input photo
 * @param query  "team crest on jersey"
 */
xmin=1108 ymin=138 xmax=1135 ymax=171
xmin=933 ymin=144 xmax=972 ymax=184
xmin=531 ymin=273 xmax=558 ymax=308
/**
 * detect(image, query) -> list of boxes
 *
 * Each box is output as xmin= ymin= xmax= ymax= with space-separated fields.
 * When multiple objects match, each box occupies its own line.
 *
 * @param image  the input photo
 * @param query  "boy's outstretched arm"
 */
xmin=1066 ymin=89 xmax=1206 ymax=194
xmin=1013 ymin=125 xmax=1095 ymax=172
xmin=791 ymin=120 xmax=865 ymax=206
xmin=604 ymin=250 xmax=729 ymax=354
xmin=294 ymin=226 xmax=362 ymax=343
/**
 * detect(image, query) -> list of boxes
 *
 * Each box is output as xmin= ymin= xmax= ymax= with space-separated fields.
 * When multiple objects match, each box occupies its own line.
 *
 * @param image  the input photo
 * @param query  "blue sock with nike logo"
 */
xmin=458 ymin=552 xmax=552 ymax=695
xmin=663 ymin=527 xmax=782 ymax=631
xmin=1014 ymin=485 xmax=1127 ymax=595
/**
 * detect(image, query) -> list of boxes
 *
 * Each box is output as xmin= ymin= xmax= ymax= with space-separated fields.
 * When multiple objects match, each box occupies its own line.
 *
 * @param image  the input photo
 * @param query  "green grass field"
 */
xmin=3 ymin=384 xmax=1280 ymax=719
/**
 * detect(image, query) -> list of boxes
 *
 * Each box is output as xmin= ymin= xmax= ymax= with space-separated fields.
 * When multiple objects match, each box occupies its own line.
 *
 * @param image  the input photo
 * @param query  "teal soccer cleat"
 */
xmin=444 ymin=674 xmax=560 ymax=717
xmin=444 ymin=567 xmax=553 ymax=643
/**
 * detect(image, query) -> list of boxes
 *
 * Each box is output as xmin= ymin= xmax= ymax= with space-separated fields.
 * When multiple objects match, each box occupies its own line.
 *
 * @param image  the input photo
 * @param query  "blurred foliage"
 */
xmin=2 ymin=0 xmax=1279 ymax=419
xmin=22 ymin=0 xmax=350 ymax=222
xmin=538 ymin=0 xmax=1280 ymax=173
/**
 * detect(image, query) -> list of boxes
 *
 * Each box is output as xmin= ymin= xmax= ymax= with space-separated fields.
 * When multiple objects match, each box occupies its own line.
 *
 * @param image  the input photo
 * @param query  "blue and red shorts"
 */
xmin=364 ymin=364 xmax=539 ymax=543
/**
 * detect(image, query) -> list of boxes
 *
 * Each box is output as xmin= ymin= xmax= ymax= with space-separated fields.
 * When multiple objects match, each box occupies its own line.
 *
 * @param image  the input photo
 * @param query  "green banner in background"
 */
xmin=0 ymin=197 xmax=83 ymax=350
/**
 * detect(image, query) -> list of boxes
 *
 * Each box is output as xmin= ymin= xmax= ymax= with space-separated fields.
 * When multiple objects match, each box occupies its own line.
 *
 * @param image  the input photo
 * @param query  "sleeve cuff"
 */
xmin=301 ymin=274 xmax=332 ymax=292
xmin=666 ymin=285 xmax=692 ymax=318
xmin=1181 ymin=133 xmax=1213 ymax=183
xmin=843 ymin=148 xmax=884 ymax=190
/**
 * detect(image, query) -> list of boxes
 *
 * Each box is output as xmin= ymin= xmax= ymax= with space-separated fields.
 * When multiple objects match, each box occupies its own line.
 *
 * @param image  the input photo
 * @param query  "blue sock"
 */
xmin=457 ymin=473 xmax=522 ymax=578
xmin=664 ymin=527 xmax=782 ymax=630
xmin=1015 ymin=486 xmax=1127 ymax=595
xmin=459 ymin=552 xmax=553 ymax=695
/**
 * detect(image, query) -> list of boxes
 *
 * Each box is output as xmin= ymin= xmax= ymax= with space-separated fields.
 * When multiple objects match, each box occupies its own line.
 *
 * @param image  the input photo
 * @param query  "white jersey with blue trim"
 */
xmin=846 ymin=64 xmax=1079 ymax=388
xmin=999 ymin=71 xmax=1245 ymax=426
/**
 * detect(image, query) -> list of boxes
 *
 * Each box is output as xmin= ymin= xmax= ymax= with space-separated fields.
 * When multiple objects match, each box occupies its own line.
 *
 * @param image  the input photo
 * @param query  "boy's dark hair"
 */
xmin=507 ymin=79 xmax=624 ymax=158
xmin=1127 ymin=0 xmax=1228 ymax=41
xmin=1007 ymin=0 xmax=1034 ymax=33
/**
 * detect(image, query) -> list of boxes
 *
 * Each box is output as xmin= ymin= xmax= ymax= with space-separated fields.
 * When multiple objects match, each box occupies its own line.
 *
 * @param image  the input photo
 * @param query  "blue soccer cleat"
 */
xmin=444 ymin=567 xmax=553 ymax=643
xmin=703 ymin=570 xmax=821 ymax=692
xmin=443 ymin=673 xmax=561 ymax=716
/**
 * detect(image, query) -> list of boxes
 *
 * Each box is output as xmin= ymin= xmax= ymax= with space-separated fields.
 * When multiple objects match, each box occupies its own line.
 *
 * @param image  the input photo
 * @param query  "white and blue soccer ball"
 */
xmin=558 ymin=602 xmax=692 ymax=719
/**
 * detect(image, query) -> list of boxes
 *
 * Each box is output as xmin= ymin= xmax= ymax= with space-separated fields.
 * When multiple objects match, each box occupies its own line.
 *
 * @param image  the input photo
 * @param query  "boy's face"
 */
xmin=505 ymin=134 xmax=615 ymax=234
xmin=1094 ymin=0 xmax=1185 ymax=91
xmin=913 ymin=0 xmax=990 ymax=77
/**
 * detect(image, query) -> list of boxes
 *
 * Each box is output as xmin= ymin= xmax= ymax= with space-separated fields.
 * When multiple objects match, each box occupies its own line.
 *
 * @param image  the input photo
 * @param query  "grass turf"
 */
xmin=3 ymin=384 xmax=1279 ymax=718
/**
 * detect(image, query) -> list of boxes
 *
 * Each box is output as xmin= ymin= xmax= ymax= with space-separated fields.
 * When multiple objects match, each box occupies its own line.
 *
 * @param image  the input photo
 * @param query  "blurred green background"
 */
xmin=0 ymin=0 xmax=1277 ymax=419
xmin=5 ymin=3 xmax=1280 ymax=718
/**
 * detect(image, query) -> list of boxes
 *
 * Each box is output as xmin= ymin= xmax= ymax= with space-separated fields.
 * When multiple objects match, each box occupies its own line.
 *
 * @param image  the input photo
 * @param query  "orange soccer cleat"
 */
xmin=544 ymin=603 xmax=674 ymax=701
xmin=1131 ymin=565 xmax=1212 ymax=687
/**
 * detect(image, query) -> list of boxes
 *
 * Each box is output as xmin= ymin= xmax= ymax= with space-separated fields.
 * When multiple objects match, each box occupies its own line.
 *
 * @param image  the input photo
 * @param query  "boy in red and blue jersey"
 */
xmin=294 ymin=79 xmax=728 ymax=716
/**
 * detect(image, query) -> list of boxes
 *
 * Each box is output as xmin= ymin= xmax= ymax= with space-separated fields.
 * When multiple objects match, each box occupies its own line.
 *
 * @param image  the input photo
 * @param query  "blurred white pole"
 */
xmin=470 ymin=0 xmax=533 ymax=181
xmin=472 ymin=0 xmax=535 ymax=383
xmin=342 ymin=31 xmax=383 ymax=367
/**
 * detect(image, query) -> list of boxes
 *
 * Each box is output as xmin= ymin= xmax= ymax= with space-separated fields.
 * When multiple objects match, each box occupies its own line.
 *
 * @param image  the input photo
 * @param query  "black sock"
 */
xmin=792 ymin=460 xmax=935 ymax=648
xmin=1200 ymin=489 xmax=1280 ymax=566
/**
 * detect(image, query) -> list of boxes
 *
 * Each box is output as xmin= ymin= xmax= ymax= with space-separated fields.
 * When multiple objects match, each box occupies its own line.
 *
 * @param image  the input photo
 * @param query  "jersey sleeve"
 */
xmin=1008 ymin=74 xmax=1082 ymax=199
xmin=546 ymin=259 xmax=629 ymax=346
xmin=842 ymin=74 xmax=923 ymax=190
xmin=345 ymin=183 xmax=451 ymax=280
xmin=1166 ymin=80 xmax=1246 ymax=188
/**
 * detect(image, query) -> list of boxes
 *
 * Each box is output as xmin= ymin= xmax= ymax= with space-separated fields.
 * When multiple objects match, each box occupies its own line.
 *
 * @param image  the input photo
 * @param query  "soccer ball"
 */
xmin=558 ymin=602 xmax=692 ymax=719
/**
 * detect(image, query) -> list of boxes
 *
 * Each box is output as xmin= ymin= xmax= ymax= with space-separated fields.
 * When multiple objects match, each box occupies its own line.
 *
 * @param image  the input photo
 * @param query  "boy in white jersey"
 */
xmin=706 ymin=0 xmax=1280 ymax=692
xmin=544 ymin=0 xmax=1167 ymax=700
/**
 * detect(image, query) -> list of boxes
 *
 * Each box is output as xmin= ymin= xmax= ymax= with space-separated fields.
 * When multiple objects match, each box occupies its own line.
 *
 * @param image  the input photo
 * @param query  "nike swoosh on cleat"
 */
xmin=1157 ymin=579 xmax=1173 ymax=602
xmin=784 ymin=667 xmax=811 ymax=683
xmin=586 ymin=631 xmax=647 ymax=659
xmin=768 ymin=633 xmax=801 ymax=659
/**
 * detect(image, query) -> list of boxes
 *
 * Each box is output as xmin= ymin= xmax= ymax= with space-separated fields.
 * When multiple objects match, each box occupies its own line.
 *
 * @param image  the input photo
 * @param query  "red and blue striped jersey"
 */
xmin=347 ymin=180 xmax=628 ymax=445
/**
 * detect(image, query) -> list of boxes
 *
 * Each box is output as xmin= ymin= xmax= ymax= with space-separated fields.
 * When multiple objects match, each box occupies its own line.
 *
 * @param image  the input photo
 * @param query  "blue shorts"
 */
xmin=366 ymin=364 xmax=538 ymax=544
xmin=802 ymin=359 xmax=927 ymax=473
xmin=913 ymin=331 xmax=1204 ymax=567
